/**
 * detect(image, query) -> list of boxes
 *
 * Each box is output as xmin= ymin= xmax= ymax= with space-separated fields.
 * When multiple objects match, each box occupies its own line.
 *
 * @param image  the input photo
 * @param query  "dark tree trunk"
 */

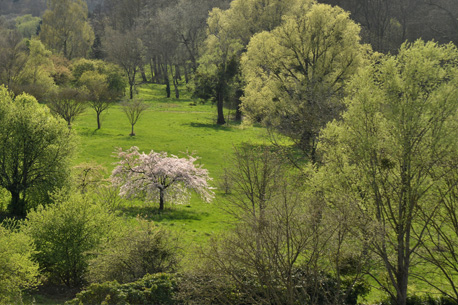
xmin=184 ymin=64 xmax=189 ymax=84
xmin=129 ymin=83 xmax=134 ymax=99
xmin=8 ymin=190 xmax=26 ymax=217
xmin=97 ymin=112 xmax=101 ymax=129
xmin=162 ymin=64 xmax=171 ymax=98
xmin=140 ymin=66 xmax=148 ymax=82
xmin=159 ymin=188 xmax=165 ymax=210
xmin=216 ymin=88 xmax=225 ymax=125
xmin=235 ymin=89 xmax=243 ymax=121
xmin=130 ymin=124 xmax=135 ymax=136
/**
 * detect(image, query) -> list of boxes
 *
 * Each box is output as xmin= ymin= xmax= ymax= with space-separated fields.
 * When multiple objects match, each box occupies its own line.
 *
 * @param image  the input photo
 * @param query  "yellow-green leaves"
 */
xmin=39 ymin=0 xmax=94 ymax=59
xmin=241 ymin=3 xmax=367 ymax=159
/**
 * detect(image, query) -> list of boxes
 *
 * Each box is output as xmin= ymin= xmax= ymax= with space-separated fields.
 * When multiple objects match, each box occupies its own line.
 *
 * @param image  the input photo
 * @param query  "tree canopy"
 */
xmin=0 ymin=86 xmax=75 ymax=216
xmin=316 ymin=40 xmax=458 ymax=305
xmin=241 ymin=2 xmax=368 ymax=162
xmin=39 ymin=0 xmax=94 ymax=59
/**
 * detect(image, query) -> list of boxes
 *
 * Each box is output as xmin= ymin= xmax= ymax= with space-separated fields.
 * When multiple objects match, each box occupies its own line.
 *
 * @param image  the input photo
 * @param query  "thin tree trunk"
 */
xmin=217 ymin=87 xmax=225 ymax=125
xmin=97 ymin=112 xmax=102 ymax=129
xmin=140 ymin=66 xmax=148 ymax=82
xmin=130 ymin=124 xmax=135 ymax=136
xmin=159 ymin=188 xmax=165 ymax=210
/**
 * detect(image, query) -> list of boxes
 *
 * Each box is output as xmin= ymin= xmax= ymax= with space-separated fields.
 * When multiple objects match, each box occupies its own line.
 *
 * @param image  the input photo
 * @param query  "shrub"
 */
xmin=87 ymin=218 xmax=180 ymax=284
xmin=66 ymin=273 xmax=177 ymax=305
xmin=25 ymin=192 xmax=118 ymax=287
xmin=0 ymin=220 xmax=39 ymax=304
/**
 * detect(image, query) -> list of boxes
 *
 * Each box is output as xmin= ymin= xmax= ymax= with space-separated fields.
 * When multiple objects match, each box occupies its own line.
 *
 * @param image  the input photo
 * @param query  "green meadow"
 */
xmin=72 ymin=84 xmax=267 ymax=249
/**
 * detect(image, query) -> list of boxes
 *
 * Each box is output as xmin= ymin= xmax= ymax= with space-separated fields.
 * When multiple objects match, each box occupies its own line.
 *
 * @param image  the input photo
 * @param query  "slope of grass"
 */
xmin=72 ymin=84 xmax=268 ymax=247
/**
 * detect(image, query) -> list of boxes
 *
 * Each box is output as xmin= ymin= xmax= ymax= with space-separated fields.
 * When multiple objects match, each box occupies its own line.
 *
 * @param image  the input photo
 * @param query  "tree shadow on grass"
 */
xmin=120 ymin=205 xmax=209 ymax=222
xmin=188 ymin=122 xmax=235 ymax=131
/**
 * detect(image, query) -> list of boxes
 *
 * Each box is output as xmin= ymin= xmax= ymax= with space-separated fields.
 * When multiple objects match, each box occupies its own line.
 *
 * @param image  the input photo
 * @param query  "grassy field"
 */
xmin=72 ymin=84 xmax=268 ymax=248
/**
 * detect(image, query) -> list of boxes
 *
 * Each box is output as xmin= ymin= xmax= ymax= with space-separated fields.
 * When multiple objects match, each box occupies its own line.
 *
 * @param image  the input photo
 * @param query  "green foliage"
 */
xmin=87 ymin=218 xmax=180 ymax=284
xmin=15 ymin=39 xmax=57 ymax=100
xmin=66 ymin=273 xmax=177 ymax=305
xmin=317 ymin=40 xmax=458 ymax=304
xmin=0 ymin=220 xmax=39 ymax=304
xmin=241 ymin=2 xmax=368 ymax=160
xmin=25 ymin=192 xmax=118 ymax=287
xmin=15 ymin=14 xmax=41 ymax=38
xmin=39 ymin=0 xmax=94 ymax=59
xmin=0 ymin=86 xmax=75 ymax=216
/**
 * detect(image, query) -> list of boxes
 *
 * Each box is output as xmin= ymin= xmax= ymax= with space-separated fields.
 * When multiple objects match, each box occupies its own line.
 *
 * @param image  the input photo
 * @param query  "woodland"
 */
xmin=0 ymin=0 xmax=458 ymax=304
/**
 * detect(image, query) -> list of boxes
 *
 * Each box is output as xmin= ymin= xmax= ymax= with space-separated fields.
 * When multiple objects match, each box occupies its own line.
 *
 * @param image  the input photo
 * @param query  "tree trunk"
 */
xmin=159 ymin=188 xmax=165 ymax=210
xmin=216 ymin=88 xmax=226 ymax=125
xmin=184 ymin=64 xmax=189 ymax=84
xmin=8 ymin=190 xmax=26 ymax=217
xmin=130 ymin=124 xmax=135 ymax=136
xmin=140 ymin=66 xmax=148 ymax=83
xmin=129 ymin=83 xmax=134 ymax=99
xmin=162 ymin=64 xmax=171 ymax=98
xmin=97 ymin=112 xmax=101 ymax=129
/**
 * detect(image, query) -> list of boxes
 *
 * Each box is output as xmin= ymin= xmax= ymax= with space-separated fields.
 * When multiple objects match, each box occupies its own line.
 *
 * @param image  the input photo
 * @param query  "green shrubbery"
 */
xmin=87 ymin=218 xmax=180 ymax=284
xmin=0 ymin=220 xmax=39 ymax=304
xmin=66 ymin=273 xmax=177 ymax=305
xmin=25 ymin=192 xmax=118 ymax=287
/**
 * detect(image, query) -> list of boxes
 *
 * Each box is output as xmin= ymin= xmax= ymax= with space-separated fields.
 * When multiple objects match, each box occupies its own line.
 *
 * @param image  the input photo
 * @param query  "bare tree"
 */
xmin=121 ymin=99 xmax=149 ymax=136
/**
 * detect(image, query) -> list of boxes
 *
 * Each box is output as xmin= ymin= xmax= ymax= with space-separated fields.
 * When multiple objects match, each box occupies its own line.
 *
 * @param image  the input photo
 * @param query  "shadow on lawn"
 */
xmin=120 ymin=205 xmax=209 ymax=222
xmin=188 ymin=122 xmax=235 ymax=131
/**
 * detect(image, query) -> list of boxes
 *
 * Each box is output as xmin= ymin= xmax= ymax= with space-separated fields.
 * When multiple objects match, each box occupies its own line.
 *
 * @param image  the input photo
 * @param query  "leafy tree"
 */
xmin=111 ymin=147 xmax=214 ymax=210
xmin=25 ymin=192 xmax=118 ymax=287
xmin=15 ymin=39 xmax=56 ymax=101
xmin=39 ymin=0 xmax=94 ymax=59
xmin=121 ymin=98 xmax=149 ymax=136
xmin=0 ymin=86 xmax=75 ymax=216
xmin=15 ymin=14 xmax=41 ymax=39
xmin=317 ymin=40 xmax=458 ymax=305
xmin=241 ymin=3 xmax=368 ymax=163
xmin=73 ymin=59 xmax=125 ymax=129
xmin=0 ymin=221 xmax=39 ymax=304
xmin=46 ymin=86 xmax=87 ymax=128
xmin=196 ymin=0 xmax=298 ymax=124
xmin=0 ymin=28 xmax=27 ymax=88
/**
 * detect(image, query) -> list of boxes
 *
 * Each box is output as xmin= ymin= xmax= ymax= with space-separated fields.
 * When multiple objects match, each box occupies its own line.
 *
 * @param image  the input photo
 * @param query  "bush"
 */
xmin=0 ymin=220 xmax=39 ymax=304
xmin=66 ymin=273 xmax=177 ymax=305
xmin=25 ymin=192 xmax=118 ymax=287
xmin=87 ymin=218 xmax=180 ymax=284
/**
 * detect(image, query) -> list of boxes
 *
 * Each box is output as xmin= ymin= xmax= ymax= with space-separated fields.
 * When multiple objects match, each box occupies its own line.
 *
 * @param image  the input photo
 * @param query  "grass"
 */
xmin=72 ymin=83 xmax=267 ymax=247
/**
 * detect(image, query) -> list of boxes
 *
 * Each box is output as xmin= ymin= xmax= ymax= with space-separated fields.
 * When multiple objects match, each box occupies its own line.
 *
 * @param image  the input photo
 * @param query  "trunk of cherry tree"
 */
xmin=159 ymin=188 xmax=165 ymax=210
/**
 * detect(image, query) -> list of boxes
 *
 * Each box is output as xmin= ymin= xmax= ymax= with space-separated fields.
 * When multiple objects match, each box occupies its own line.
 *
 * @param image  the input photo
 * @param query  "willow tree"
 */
xmin=241 ymin=3 xmax=368 ymax=162
xmin=317 ymin=40 xmax=458 ymax=305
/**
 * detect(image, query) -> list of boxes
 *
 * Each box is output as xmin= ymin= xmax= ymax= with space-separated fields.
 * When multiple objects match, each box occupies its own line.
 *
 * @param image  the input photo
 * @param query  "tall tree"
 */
xmin=196 ymin=0 xmax=298 ymax=124
xmin=241 ymin=3 xmax=368 ymax=162
xmin=317 ymin=40 xmax=458 ymax=305
xmin=104 ymin=28 xmax=144 ymax=99
xmin=39 ymin=0 xmax=94 ymax=59
xmin=0 ymin=86 xmax=75 ymax=217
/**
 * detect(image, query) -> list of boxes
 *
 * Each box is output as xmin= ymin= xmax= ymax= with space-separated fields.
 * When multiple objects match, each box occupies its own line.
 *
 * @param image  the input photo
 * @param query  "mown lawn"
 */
xmin=73 ymin=83 xmax=268 ymax=249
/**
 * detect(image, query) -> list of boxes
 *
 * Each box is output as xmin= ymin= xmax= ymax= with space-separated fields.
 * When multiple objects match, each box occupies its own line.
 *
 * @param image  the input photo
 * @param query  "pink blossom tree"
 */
xmin=111 ymin=146 xmax=214 ymax=210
